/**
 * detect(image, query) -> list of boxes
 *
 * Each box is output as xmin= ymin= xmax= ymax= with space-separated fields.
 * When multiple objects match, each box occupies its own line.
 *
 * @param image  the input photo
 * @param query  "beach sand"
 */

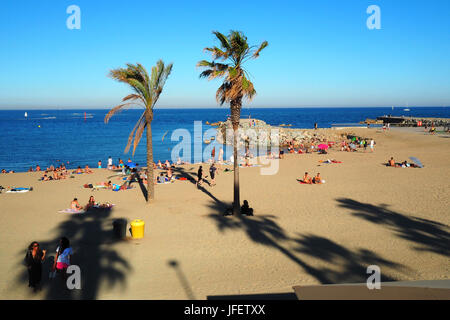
xmin=0 ymin=127 xmax=449 ymax=300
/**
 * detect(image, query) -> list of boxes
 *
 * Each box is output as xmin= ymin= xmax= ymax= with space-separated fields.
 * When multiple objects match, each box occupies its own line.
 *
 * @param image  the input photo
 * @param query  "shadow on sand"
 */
xmin=16 ymin=207 xmax=131 ymax=299
xmin=336 ymin=198 xmax=450 ymax=257
xmin=206 ymin=199 xmax=406 ymax=285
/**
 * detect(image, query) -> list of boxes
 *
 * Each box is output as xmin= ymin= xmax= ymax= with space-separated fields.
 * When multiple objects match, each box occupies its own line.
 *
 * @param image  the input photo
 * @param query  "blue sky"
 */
xmin=0 ymin=0 xmax=449 ymax=109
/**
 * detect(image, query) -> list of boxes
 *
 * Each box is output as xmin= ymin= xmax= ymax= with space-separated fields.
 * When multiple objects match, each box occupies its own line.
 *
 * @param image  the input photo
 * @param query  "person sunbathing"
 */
xmin=76 ymin=166 xmax=83 ymax=174
xmin=70 ymin=198 xmax=83 ymax=211
xmin=53 ymin=171 xmax=59 ymax=180
xmin=302 ymin=172 xmax=313 ymax=184
xmin=157 ymin=160 xmax=162 ymax=168
xmin=158 ymin=173 xmax=168 ymax=184
xmin=167 ymin=168 xmax=174 ymax=180
xmin=85 ymin=196 xmax=96 ymax=210
xmin=84 ymin=165 xmax=93 ymax=174
xmin=313 ymin=173 xmax=323 ymax=184
xmin=388 ymin=157 xmax=396 ymax=167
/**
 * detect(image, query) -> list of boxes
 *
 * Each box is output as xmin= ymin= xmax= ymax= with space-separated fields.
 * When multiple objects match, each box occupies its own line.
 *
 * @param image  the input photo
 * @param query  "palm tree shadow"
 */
xmin=206 ymin=200 xmax=406 ymax=285
xmin=15 ymin=207 xmax=132 ymax=299
xmin=336 ymin=198 xmax=450 ymax=257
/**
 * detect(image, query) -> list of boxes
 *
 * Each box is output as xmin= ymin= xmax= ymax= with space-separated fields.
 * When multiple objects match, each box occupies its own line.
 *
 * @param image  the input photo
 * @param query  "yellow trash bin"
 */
xmin=130 ymin=219 xmax=145 ymax=239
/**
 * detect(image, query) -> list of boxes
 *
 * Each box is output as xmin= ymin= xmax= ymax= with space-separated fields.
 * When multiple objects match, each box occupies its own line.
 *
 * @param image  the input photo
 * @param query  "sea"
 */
xmin=0 ymin=107 xmax=448 ymax=173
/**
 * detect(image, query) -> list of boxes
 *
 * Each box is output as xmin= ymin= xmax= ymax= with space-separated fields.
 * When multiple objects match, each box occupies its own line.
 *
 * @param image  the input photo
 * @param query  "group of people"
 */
xmin=301 ymin=172 xmax=324 ymax=184
xmin=24 ymin=237 xmax=72 ymax=292
xmin=340 ymin=138 xmax=375 ymax=152
xmin=387 ymin=157 xmax=420 ymax=168
xmin=70 ymin=196 xmax=113 ymax=211
xmin=197 ymin=163 xmax=217 ymax=187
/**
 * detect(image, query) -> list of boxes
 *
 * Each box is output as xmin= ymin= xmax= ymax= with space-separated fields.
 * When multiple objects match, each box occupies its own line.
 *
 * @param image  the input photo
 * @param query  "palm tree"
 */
xmin=197 ymin=31 xmax=268 ymax=215
xmin=104 ymin=60 xmax=173 ymax=203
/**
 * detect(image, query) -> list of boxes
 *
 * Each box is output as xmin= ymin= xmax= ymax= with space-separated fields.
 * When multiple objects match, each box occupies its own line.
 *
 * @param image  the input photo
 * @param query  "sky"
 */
xmin=0 ymin=0 xmax=449 ymax=109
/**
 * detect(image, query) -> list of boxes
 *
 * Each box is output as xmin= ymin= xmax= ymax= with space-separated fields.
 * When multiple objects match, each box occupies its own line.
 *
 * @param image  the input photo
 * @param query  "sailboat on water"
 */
xmin=24 ymin=112 xmax=28 ymax=118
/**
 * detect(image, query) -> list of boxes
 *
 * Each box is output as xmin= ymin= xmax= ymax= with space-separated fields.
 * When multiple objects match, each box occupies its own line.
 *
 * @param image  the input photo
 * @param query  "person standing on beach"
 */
xmin=370 ymin=139 xmax=375 ymax=152
xmin=25 ymin=241 xmax=46 ymax=292
xmin=52 ymin=237 xmax=73 ymax=287
xmin=197 ymin=166 xmax=203 ymax=187
xmin=211 ymin=147 xmax=216 ymax=163
xmin=209 ymin=163 xmax=217 ymax=186
xmin=108 ymin=156 xmax=113 ymax=170
xmin=98 ymin=160 xmax=102 ymax=168
xmin=218 ymin=148 xmax=224 ymax=163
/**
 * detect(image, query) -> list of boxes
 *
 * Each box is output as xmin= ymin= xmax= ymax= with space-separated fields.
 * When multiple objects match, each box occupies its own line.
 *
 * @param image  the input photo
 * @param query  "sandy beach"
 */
xmin=0 ymin=126 xmax=449 ymax=300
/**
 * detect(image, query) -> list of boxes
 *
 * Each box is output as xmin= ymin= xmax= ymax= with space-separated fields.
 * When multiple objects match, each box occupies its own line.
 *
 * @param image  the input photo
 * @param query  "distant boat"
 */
xmin=24 ymin=112 xmax=28 ymax=118
xmin=403 ymin=108 xmax=410 ymax=111
xmin=392 ymin=106 xmax=394 ymax=111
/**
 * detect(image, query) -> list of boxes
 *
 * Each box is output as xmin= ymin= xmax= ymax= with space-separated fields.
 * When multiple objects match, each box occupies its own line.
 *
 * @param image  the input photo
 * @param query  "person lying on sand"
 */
xmin=70 ymin=198 xmax=83 ymax=211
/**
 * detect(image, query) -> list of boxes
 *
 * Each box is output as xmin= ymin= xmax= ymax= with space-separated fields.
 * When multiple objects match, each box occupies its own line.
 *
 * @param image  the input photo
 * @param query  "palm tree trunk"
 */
xmin=233 ymin=126 xmax=240 ymax=215
xmin=230 ymin=99 xmax=242 ymax=215
xmin=146 ymin=119 xmax=154 ymax=203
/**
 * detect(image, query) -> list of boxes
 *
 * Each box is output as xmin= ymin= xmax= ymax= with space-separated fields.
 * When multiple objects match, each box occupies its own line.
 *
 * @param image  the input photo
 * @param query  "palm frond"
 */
xmin=252 ymin=41 xmax=269 ymax=58
xmin=124 ymin=111 xmax=146 ymax=153
xmin=104 ymin=102 xmax=137 ymax=124
xmin=213 ymin=31 xmax=231 ymax=51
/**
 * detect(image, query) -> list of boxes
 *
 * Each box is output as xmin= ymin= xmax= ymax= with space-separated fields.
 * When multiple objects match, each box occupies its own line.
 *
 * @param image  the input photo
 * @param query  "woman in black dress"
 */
xmin=197 ymin=166 xmax=203 ymax=187
xmin=25 ymin=241 xmax=46 ymax=291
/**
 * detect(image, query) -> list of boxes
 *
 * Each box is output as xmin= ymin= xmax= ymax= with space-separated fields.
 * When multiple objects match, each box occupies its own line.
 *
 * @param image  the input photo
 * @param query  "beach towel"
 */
xmin=6 ymin=187 xmax=33 ymax=193
xmin=58 ymin=208 xmax=85 ymax=214
xmin=91 ymin=204 xmax=115 ymax=209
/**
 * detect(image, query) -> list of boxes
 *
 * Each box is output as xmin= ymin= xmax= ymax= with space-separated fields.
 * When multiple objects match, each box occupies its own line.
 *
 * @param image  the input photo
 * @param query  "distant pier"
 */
xmin=375 ymin=115 xmax=450 ymax=127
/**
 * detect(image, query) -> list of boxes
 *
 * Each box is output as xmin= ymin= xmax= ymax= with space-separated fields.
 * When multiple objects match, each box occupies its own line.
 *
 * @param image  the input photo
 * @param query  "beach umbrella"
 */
xmin=409 ymin=157 xmax=424 ymax=168
xmin=317 ymin=144 xmax=329 ymax=150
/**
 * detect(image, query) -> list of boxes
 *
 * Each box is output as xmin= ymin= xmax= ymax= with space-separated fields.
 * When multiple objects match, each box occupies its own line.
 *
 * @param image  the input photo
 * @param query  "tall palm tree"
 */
xmin=104 ymin=60 xmax=173 ymax=203
xmin=197 ymin=31 xmax=268 ymax=215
